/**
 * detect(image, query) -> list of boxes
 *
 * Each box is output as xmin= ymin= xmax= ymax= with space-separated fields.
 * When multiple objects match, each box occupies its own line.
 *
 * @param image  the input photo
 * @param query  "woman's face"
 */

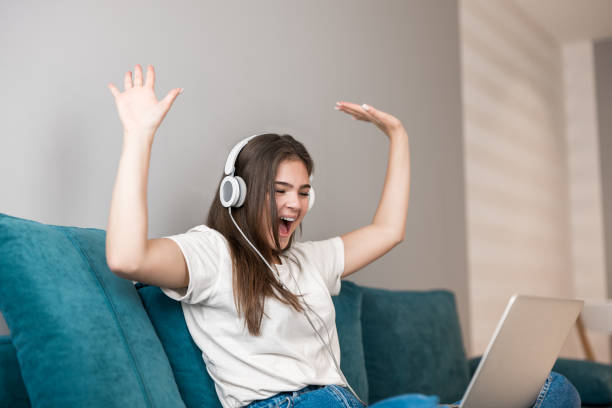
xmin=264 ymin=159 xmax=311 ymax=251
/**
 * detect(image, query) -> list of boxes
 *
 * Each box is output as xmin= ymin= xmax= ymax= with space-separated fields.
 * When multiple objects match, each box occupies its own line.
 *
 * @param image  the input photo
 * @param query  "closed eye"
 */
xmin=276 ymin=190 xmax=310 ymax=197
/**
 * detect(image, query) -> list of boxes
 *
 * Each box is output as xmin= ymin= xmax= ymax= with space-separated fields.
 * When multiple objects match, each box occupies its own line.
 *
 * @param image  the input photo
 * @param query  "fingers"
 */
xmin=158 ymin=87 xmax=184 ymax=112
xmin=336 ymin=101 xmax=373 ymax=121
xmin=124 ymin=71 xmax=133 ymax=90
xmin=335 ymin=101 xmax=366 ymax=117
xmin=336 ymin=101 xmax=404 ymax=135
xmin=121 ymin=64 xmax=154 ymax=91
xmin=144 ymin=65 xmax=155 ymax=89
xmin=108 ymin=83 xmax=120 ymax=98
xmin=336 ymin=101 xmax=386 ymax=127
xmin=133 ymin=64 xmax=143 ymax=87
xmin=360 ymin=104 xmax=383 ymax=124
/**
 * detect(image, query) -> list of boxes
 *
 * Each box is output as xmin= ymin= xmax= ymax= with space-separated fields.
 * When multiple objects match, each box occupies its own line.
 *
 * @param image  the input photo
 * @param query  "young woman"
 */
xmin=106 ymin=65 xmax=580 ymax=408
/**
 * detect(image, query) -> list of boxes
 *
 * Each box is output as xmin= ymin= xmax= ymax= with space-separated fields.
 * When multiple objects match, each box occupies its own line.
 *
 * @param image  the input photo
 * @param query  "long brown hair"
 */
xmin=206 ymin=133 xmax=314 ymax=336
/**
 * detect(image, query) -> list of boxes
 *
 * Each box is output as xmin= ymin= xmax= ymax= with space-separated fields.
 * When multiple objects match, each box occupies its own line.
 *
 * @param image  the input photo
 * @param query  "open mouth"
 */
xmin=279 ymin=216 xmax=295 ymax=237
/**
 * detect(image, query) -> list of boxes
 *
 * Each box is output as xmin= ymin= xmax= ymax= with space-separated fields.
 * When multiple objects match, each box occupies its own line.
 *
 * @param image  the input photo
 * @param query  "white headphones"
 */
xmin=219 ymin=134 xmax=315 ymax=212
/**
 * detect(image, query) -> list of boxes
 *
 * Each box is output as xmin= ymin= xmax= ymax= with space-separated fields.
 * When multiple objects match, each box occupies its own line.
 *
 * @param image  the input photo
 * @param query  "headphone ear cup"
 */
xmin=308 ymin=187 xmax=315 ymax=212
xmin=235 ymin=176 xmax=247 ymax=207
xmin=220 ymin=176 xmax=238 ymax=207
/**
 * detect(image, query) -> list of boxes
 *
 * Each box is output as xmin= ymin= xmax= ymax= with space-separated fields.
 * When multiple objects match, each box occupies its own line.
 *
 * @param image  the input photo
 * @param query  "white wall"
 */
xmin=0 ymin=0 xmax=469 ymax=344
xmin=460 ymin=0 xmax=578 ymax=357
xmin=563 ymin=41 xmax=609 ymax=362
xmin=594 ymin=36 xmax=612 ymax=360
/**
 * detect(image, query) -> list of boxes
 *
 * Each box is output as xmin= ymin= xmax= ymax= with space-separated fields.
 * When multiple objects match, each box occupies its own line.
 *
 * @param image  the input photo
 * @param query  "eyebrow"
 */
xmin=274 ymin=181 xmax=311 ymax=189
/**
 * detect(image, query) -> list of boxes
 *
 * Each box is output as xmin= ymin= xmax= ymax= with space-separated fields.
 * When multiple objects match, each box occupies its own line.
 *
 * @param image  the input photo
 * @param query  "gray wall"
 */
xmin=0 ymin=0 xmax=469 ymax=348
xmin=595 ymin=36 xmax=612 ymax=357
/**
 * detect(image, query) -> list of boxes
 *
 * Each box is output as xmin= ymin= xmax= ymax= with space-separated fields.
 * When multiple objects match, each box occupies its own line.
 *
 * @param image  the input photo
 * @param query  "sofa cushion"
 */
xmin=136 ymin=279 xmax=369 ymax=407
xmin=0 ymin=336 xmax=29 ymax=408
xmin=361 ymin=288 xmax=470 ymax=405
xmin=552 ymin=358 xmax=612 ymax=406
xmin=137 ymin=284 xmax=222 ymax=408
xmin=331 ymin=280 xmax=369 ymax=402
xmin=0 ymin=213 xmax=186 ymax=408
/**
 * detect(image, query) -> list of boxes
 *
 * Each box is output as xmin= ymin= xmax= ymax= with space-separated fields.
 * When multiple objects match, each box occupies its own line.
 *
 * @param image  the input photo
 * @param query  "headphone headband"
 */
xmin=224 ymin=134 xmax=261 ymax=176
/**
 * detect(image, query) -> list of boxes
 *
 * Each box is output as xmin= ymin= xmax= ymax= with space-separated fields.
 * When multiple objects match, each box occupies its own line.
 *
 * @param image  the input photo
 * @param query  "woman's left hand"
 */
xmin=334 ymin=101 xmax=405 ymax=138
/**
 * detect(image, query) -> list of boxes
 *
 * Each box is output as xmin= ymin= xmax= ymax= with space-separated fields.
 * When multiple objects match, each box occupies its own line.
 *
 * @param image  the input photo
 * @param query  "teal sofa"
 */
xmin=1 ymin=213 xmax=611 ymax=407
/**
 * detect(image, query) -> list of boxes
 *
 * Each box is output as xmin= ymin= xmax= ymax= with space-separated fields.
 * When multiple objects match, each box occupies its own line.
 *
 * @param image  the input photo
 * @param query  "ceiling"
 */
xmin=514 ymin=0 xmax=612 ymax=43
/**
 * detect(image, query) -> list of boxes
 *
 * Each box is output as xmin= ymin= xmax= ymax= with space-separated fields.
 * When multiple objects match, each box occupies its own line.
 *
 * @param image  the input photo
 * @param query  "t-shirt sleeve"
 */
xmin=298 ymin=236 xmax=345 ymax=296
xmin=160 ymin=225 xmax=226 ymax=304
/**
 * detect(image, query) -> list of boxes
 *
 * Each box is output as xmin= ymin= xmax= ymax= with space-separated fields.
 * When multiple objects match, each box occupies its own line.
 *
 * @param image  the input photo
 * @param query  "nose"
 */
xmin=284 ymin=191 xmax=300 ymax=210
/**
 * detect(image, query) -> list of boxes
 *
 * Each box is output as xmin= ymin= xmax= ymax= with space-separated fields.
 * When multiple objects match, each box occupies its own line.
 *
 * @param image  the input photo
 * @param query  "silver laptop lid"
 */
xmin=460 ymin=295 xmax=583 ymax=408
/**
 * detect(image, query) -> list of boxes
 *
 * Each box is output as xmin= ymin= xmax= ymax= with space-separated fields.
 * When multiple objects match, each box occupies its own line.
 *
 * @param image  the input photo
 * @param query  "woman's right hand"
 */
xmin=108 ymin=64 xmax=183 ymax=140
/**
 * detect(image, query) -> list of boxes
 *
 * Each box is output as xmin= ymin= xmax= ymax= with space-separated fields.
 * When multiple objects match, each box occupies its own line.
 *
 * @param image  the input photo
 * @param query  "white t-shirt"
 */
xmin=160 ymin=224 xmax=346 ymax=408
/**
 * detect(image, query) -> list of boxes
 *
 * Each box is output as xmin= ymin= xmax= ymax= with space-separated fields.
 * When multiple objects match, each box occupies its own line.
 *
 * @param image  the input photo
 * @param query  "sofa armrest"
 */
xmin=468 ymin=355 xmax=612 ymax=406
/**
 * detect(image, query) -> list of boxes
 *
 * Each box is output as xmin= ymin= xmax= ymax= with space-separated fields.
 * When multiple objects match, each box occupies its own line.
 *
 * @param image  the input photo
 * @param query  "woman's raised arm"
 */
xmin=105 ymin=64 xmax=187 ymax=288
xmin=334 ymin=102 xmax=411 ymax=278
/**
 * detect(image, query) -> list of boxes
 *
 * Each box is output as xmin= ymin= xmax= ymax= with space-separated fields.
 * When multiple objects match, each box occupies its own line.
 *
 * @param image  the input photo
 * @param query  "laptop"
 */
xmin=448 ymin=295 xmax=583 ymax=408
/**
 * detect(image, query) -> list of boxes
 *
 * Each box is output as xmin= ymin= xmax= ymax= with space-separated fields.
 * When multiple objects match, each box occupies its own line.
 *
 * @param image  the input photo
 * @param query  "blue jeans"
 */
xmin=244 ymin=372 xmax=580 ymax=407
xmin=245 ymin=384 xmax=363 ymax=408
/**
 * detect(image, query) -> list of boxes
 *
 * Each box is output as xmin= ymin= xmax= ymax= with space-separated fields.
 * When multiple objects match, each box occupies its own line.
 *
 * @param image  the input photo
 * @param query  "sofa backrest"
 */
xmin=359 ymin=287 xmax=470 ymax=405
xmin=1 ymin=281 xmax=470 ymax=407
